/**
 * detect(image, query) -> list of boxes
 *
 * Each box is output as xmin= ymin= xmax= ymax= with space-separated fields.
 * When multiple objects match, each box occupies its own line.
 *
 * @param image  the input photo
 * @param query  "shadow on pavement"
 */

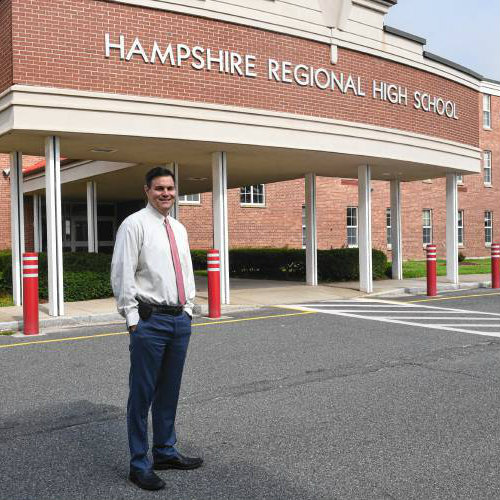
xmin=0 ymin=400 xmax=323 ymax=500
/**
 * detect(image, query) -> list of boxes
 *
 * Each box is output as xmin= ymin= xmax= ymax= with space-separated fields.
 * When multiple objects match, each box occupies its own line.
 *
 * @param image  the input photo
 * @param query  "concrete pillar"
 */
xmin=86 ymin=181 xmax=98 ymax=253
xmin=212 ymin=152 xmax=230 ymax=305
xmin=305 ymin=173 xmax=318 ymax=286
xmin=10 ymin=152 xmax=24 ymax=306
xmin=45 ymin=136 xmax=64 ymax=316
xmin=390 ymin=179 xmax=403 ymax=280
xmin=446 ymin=173 xmax=459 ymax=284
xmin=33 ymin=194 xmax=43 ymax=253
xmin=358 ymin=165 xmax=373 ymax=293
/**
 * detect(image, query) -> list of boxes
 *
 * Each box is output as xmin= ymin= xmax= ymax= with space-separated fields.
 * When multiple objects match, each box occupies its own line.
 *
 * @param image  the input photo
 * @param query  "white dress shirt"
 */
xmin=111 ymin=203 xmax=196 ymax=327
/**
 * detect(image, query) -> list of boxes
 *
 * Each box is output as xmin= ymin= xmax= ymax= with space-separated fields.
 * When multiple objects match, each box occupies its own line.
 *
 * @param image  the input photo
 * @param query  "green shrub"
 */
xmin=228 ymin=247 xmax=387 ymax=282
xmin=458 ymin=251 xmax=466 ymax=263
xmin=191 ymin=250 xmax=207 ymax=270
xmin=0 ymin=250 xmax=11 ymax=274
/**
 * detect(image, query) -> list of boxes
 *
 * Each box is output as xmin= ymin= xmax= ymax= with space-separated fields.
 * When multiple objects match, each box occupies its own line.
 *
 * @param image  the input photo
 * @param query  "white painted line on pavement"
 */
xmin=431 ymin=324 xmax=500 ymax=327
xmin=286 ymin=305 xmax=500 ymax=338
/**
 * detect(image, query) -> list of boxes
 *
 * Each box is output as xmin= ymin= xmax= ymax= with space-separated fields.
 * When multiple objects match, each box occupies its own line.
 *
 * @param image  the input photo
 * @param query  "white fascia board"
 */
xmin=479 ymin=81 xmax=500 ymax=97
xmin=5 ymin=86 xmax=481 ymax=175
xmin=23 ymin=160 xmax=136 ymax=194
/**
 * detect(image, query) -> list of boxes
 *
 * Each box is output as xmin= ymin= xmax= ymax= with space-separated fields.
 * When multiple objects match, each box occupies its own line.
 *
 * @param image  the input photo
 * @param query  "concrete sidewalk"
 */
xmin=0 ymin=274 xmax=492 ymax=332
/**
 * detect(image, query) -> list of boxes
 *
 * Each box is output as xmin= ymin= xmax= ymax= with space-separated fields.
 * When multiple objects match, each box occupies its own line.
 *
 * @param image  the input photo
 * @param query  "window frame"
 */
xmin=240 ymin=184 xmax=266 ymax=207
xmin=484 ymin=150 xmax=492 ymax=186
xmin=485 ymin=211 xmax=493 ymax=247
xmin=422 ymin=209 xmax=433 ymax=247
xmin=346 ymin=206 xmax=358 ymax=248
xmin=178 ymin=193 xmax=201 ymax=205
xmin=457 ymin=210 xmax=464 ymax=247
xmin=483 ymin=94 xmax=491 ymax=129
xmin=386 ymin=207 xmax=392 ymax=249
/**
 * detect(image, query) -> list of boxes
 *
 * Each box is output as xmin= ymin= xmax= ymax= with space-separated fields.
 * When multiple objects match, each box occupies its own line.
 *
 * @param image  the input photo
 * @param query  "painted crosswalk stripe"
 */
xmin=281 ymin=298 xmax=500 ymax=337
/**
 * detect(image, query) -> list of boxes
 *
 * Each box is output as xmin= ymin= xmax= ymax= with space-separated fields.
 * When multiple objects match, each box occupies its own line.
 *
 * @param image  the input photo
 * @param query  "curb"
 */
xmin=0 ymin=303 xmax=263 ymax=332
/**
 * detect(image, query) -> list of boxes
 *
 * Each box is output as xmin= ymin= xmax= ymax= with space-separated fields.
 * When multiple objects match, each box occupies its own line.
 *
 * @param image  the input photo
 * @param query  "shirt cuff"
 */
xmin=184 ymin=306 xmax=193 ymax=318
xmin=126 ymin=309 xmax=140 ymax=329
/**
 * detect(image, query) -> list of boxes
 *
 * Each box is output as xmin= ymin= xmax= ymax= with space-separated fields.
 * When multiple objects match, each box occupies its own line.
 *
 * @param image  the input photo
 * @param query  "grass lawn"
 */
xmin=402 ymin=258 xmax=491 ymax=279
xmin=194 ymin=270 xmax=208 ymax=277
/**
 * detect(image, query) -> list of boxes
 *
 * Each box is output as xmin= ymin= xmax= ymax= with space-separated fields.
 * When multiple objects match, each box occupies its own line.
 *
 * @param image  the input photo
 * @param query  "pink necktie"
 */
xmin=164 ymin=218 xmax=186 ymax=305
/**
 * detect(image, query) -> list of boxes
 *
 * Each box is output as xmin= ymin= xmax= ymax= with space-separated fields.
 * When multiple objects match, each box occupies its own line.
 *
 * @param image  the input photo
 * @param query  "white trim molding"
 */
xmin=2 ymin=86 xmax=482 ymax=183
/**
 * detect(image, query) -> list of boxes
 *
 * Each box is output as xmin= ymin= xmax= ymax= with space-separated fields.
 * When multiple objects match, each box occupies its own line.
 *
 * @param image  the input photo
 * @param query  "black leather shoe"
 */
xmin=128 ymin=469 xmax=166 ymax=490
xmin=153 ymin=452 xmax=203 ymax=470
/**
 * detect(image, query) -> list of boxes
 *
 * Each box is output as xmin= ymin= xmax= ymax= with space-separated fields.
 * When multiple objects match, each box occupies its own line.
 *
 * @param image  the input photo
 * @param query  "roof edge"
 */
xmin=383 ymin=25 xmax=426 ymax=45
xmin=423 ymin=51 xmax=483 ymax=80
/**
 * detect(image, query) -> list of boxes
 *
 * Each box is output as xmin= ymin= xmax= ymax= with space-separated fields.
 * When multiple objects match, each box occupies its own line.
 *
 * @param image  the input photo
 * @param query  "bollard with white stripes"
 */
xmin=23 ymin=252 xmax=39 ymax=335
xmin=492 ymin=243 xmax=500 ymax=289
xmin=426 ymin=244 xmax=437 ymax=297
xmin=207 ymin=249 xmax=221 ymax=319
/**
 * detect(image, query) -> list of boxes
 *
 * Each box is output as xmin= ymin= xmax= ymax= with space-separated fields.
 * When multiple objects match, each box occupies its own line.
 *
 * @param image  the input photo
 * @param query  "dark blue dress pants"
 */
xmin=127 ymin=311 xmax=192 ymax=472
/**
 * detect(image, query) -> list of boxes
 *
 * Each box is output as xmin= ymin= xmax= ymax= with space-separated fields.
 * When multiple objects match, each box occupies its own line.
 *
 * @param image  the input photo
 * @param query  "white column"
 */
xmin=170 ymin=162 xmax=179 ymax=220
xmin=305 ymin=173 xmax=318 ymax=286
xmin=10 ymin=152 xmax=24 ymax=306
xmin=446 ymin=173 xmax=459 ymax=284
xmin=212 ymin=152 xmax=230 ymax=305
xmin=390 ymin=179 xmax=403 ymax=280
xmin=86 ymin=181 xmax=98 ymax=253
xmin=33 ymin=194 xmax=43 ymax=253
xmin=45 ymin=136 xmax=64 ymax=316
xmin=358 ymin=165 xmax=373 ymax=293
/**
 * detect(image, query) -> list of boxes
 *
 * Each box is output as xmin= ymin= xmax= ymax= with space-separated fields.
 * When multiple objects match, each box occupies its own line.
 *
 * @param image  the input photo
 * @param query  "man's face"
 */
xmin=144 ymin=175 xmax=176 ymax=215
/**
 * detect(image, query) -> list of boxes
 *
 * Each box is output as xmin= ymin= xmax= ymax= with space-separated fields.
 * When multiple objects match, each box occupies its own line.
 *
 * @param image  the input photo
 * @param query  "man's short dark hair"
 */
xmin=145 ymin=166 xmax=175 ymax=188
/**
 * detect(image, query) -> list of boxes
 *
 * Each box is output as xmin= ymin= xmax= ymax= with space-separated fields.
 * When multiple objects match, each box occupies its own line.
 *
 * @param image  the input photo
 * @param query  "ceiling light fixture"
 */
xmin=90 ymin=147 xmax=117 ymax=153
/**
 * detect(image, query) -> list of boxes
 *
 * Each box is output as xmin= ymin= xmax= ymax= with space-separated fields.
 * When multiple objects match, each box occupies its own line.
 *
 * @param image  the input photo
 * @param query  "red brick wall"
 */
xmin=10 ymin=0 xmax=478 ymax=146
xmin=0 ymin=0 xmax=13 ymax=93
xmin=0 ymin=154 xmax=10 ymax=250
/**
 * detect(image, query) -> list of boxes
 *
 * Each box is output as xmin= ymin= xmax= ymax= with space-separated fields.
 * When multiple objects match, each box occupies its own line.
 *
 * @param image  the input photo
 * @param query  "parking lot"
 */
xmin=1 ymin=289 xmax=500 ymax=499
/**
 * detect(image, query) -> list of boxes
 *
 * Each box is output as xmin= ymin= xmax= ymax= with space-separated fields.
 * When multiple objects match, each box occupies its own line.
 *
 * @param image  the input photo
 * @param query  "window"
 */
xmin=422 ymin=209 xmax=432 ymax=246
xmin=386 ymin=208 xmax=391 ymax=247
xmin=485 ymin=211 xmax=493 ymax=246
xmin=178 ymin=193 xmax=201 ymax=204
xmin=301 ymin=205 xmax=306 ymax=248
xmin=483 ymin=94 xmax=491 ymax=128
xmin=458 ymin=210 xmax=464 ymax=246
xmin=240 ymin=184 xmax=265 ymax=205
xmin=347 ymin=207 xmax=358 ymax=247
xmin=484 ymin=151 xmax=492 ymax=185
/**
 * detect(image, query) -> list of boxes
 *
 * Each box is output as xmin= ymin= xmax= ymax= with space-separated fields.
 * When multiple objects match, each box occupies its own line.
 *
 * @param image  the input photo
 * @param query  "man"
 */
xmin=111 ymin=166 xmax=202 ymax=491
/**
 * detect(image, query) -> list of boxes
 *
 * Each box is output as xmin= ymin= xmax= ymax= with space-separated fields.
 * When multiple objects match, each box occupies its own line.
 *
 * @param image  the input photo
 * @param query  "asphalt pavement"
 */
xmin=1 ymin=290 xmax=500 ymax=499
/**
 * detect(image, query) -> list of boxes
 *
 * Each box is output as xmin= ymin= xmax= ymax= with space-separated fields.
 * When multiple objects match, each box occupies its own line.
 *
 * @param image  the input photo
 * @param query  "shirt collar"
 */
xmin=146 ymin=202 xmax=170 ymax=222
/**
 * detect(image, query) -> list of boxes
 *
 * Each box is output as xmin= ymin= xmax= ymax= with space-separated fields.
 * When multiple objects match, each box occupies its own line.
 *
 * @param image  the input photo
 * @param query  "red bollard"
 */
xmin=22 ymin=252 xmax=39 ymax=335
xmin=207 ymin=249 xmax=221 ymax=319
xmin=492 ymin=243 xmax=500 ymax=289
xmin=426 ymin=244 xmax=437 ymax=297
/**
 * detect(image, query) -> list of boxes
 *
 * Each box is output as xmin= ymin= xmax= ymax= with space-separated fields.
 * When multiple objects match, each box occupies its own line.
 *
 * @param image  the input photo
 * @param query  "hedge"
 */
xmin=189 ymin=248 xmax=387 ymax=281
xmin=0 ymin=248 xmax=387 ymax=302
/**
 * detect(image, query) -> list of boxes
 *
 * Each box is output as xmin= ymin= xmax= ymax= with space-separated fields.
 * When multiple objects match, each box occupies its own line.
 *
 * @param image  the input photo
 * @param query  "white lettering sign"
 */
xmin=104 ymin=34 xmax=459 ymax=120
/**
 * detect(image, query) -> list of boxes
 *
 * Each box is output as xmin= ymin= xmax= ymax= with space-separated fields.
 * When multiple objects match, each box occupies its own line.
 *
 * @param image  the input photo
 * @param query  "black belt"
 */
xmin=138 ymin=300 xmax=184 ymax=320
